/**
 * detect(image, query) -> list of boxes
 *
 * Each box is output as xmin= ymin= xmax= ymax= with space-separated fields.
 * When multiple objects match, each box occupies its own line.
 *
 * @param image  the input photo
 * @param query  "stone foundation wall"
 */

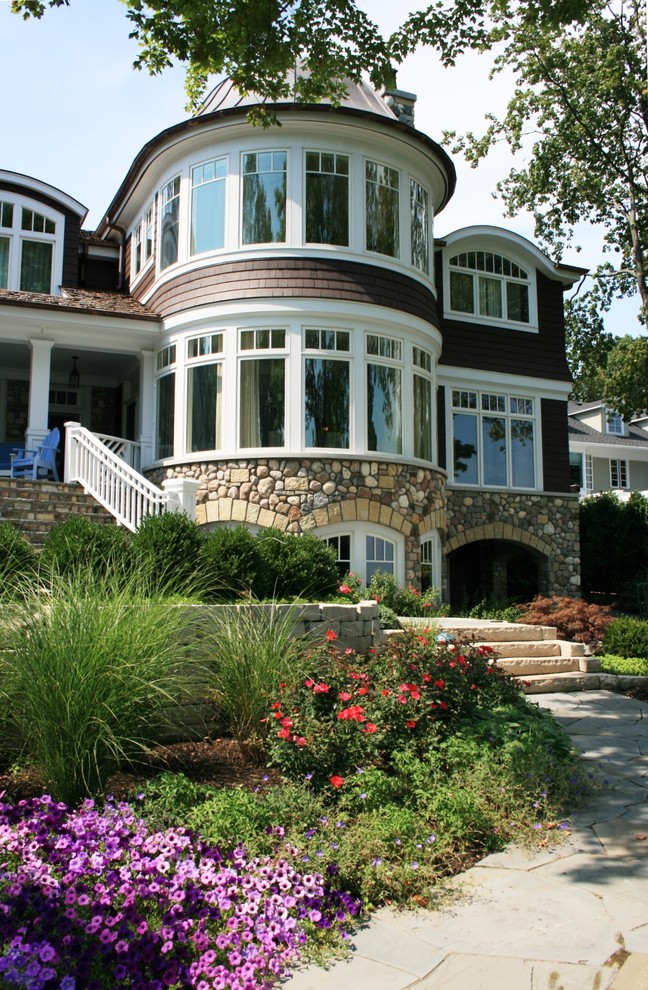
xmin=445 ymin=489 xmax=580 ymax=595
xmin=149 ymin=458 xmax=447 ymax=585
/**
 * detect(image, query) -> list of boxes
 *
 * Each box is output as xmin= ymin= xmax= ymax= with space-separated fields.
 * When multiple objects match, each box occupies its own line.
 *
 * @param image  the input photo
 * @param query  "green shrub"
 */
xmin=376 ymin=602 xmax=401 ymax=629
xmin=0 ymin=522 xmax=37 ymax=598
xmin=516 ymin=595 xmax=613 ymax=646
xmin=253 ymin=529 xmax=339 ymax=600
xmin=600 ymin=654 xmax=648 ymax=675
xmin=131 ymin=511 xmax=207 ymax=597
xmin=0 ymin=567 xmax=207 ymax=805
xmin=201 ymin=525 xmax=259 ymax=600
xmin=603 ymin=616 xmax=648 ymax=659
xmin=39 ymin=516 xmax=132 ymax=580
xmin=459 ymin=598 xmax=523 ymax=622
xmin=366 ymin=571 xmax=399 ymax=611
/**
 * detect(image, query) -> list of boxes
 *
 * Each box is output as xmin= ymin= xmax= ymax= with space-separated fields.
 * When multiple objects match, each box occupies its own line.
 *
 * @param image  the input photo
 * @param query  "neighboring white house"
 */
xmin=569 ymin=400 xmax=648 ymax=498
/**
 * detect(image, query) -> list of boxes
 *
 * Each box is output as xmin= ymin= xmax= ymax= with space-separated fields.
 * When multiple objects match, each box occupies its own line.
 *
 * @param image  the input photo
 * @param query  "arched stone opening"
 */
xmin=446 ymin=538 xmax=549 ymax=610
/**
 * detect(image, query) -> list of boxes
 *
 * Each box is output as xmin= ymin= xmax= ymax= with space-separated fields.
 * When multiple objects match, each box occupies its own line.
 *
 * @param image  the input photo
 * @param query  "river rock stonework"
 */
xmin=445 ymin=489 xmax=581 ymax=596
xmin=149 ymin=458 xmax=447 ymax=585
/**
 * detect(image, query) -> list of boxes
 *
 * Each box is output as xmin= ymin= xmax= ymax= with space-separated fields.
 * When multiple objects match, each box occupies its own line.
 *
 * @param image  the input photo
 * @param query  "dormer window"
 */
xmin=606 ymin=412 xmax=624 ymax=435
xmin=448 ymin=251 xmax=530 ymax=324
xmin=0 ymin=199 xmax=59 ymax=294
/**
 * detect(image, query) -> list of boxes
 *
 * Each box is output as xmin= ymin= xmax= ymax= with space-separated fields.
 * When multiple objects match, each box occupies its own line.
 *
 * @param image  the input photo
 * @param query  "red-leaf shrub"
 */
xmin=516 ymin=596 xmax=613 ymax=646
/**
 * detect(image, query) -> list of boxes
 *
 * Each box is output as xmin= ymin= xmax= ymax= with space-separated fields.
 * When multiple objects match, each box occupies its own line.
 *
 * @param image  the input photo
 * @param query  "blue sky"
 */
xmin=0 ymin=0 xmax=639 ymax=334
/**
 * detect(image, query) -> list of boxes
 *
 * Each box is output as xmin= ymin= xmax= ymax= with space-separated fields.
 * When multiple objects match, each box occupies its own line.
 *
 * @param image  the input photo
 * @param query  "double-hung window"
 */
xmin=449 ymin=251 xmax=530 ymax=324
xmin=366 ymin=334 xmax=402 ymax=454
xmin=160 ymin=177 xmax=181 ymax=269
xmin=304 ymin=328 xmax=351 ymax=449
xmin=610 ymin=459 xmax=628 ymax=488
xmin=191 ymin=157 xmax=227 ymax=254
xmin=242 ymin=151 xmax=287 ymax=244
xmin=365 ymin=160 xmax=399 ymax=258
xmin=451 ymin=389 xmax=536 ymax=488
xmin=305 ymin=152 xmax=349 ymax=246
xmin=186 ymin=333 xmax=224 ymax=453
xmin=239 ymin=328 xmax=287 ymax=447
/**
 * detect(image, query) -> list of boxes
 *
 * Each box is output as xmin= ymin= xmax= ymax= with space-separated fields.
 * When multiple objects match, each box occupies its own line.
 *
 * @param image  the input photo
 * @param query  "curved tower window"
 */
xmin=155 ymin=345 xmax=176 ymax=459
xmin=160 ymin=177 xmax=181 ymax=270
xmin=305 ymin=151 xmax=349 ymax=246
xmin=191 ymin=157 xmax=227 ymax=255
xmin=365 ymin=160 xmax=399 ymax=258
xmin=242 ymin=151 xmax=287 ymax=244
xmin=410 ymin=179 xmax=429 ymax=274
xmin=413 ymin=345 xmax=433 ymax=461
xmin=186 ymin=333 xmax=224 ymax=452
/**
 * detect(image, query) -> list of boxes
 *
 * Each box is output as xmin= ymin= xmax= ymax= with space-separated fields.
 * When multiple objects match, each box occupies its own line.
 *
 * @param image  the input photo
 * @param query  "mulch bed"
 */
xmin=0 ymin=738 xmax=283 ymax=805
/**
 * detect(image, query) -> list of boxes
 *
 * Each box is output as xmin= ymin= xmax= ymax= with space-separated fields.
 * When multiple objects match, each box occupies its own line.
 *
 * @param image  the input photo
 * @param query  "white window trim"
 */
xmin=420 ymin=531 xmax=442 ymax=594
xmin=240 ymin=148 xmax=289 ymax=247
xmin=364 ymin=156 xmax=402 ymax=260
xmin=131 ymin=200 xmax=155 ymax=284
xmin=189 ymin=154 xmax=229 ymax=259
xmin=442 ymin=244 xmax=538 ymax=332
xmin=302 ymin=148 xmax=351 ymax=249
xmin=610 ymin=458 xmax=628 ymax=489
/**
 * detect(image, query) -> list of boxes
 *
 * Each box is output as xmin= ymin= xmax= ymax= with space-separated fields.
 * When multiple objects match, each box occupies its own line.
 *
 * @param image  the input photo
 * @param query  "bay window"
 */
xmin=304 ymin=328 xmax=351 ymax=448
xmin=305 ymin=151 xmax=349 ymax=246
xmin=451 ymin=389 xmax=536 ymax=488
xmin=366 ymin=334 xmax=402 ymax=454
xmin=155 ymin=345 xmax=176 ymax=459
xmin=186 ymin=333 xmax=224 ymax=453
xmin=239 ymin=329 xmax=286 ymax=447
xmin=366 ymin=160 xmax=399 ymax=258
xmin=242 ymin=151 xmax=287 ymax=244
xmin=413 ymin=345 xmax=433 ymax=461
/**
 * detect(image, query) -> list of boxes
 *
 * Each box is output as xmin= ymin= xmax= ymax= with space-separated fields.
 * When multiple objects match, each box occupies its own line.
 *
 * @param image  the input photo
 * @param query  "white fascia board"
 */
xmin=438 ymin=364 xmax=572 ymax=399
xmin=161 ymin=297 xmax=443 ymax=349
xmin=0 ymin=170 xmax=88 ymax=221
xmin=0 ymin=306 xmax=160 ymax=352
xmin=569 ymin=439 xmax=648 ymax=461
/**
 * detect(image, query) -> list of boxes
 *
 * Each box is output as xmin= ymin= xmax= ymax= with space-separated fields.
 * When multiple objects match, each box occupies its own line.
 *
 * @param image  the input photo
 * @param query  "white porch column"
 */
xmin=138 ymin=349 xmax=155 ymax=469
xmin=26 ymin=338 xmax=54 ymax=449
xmin=162 ymin=478 xmax=200 ymax=521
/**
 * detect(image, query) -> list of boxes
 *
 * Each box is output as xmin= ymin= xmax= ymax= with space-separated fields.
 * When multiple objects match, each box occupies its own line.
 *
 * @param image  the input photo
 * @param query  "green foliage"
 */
xmin=516 ymin=595 xmax=613 ymax=646
xmin=202 ymin=524 xmax=259 ymax=599
xmin=600 ymin=654 xmax=648 ymax=675
xmin=458 ymin=598 xmax=523 ymax=622
xmin=0 ymin=523 xmax=37 ymax=598
xmin=39 ymin=516 xmax=133 ymax=581
xmin=0 ymin=568 xmax=207 ymax=805
xmin=362 ymin=570 xmax=446 ymax=618
xmin=131 ymin=511 xmax=207 ymax=596
xmin=602 ymin=336 xmax=648 ymax=423
xmin=603 ymin=617 xmax=648 ymax=660
xmin=580 ymin=492 xmax=648 ymax=603
xmin=253 ymin=529 xmax=339 ymax=600
xmin=199 ymin=601 xmax=312 ymax=756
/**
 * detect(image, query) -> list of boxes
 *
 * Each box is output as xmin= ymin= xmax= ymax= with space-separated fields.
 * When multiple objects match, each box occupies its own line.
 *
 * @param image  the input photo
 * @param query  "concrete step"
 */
xmin=497 ymin=656 xmax=581 ymax=677
xmin=435 ymin=617 xmax=559 ymax=643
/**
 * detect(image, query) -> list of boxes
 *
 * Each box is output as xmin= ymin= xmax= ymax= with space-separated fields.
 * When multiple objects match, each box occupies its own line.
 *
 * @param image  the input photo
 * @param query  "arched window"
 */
xmin=448 ymin=251 xmax=529 ymax=324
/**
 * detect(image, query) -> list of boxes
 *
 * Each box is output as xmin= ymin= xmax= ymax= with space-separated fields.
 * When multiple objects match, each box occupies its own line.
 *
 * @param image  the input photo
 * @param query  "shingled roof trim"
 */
xmin=0 ymin=288 xmax=160 ymax=320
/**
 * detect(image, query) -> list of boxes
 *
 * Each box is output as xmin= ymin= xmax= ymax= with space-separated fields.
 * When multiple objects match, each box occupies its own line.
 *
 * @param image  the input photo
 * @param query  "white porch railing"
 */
xmin=64 ymin=422 xmax=199 ymax=532
xmin=93 ymin=432 xmax=142 ymax=472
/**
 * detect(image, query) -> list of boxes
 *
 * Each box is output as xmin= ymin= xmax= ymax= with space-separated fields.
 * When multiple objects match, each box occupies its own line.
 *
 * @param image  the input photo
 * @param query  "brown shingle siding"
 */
xmin=139 ymin=258 xmax=440 ymax=325
xmin=541 ymin=398 xmax=571 ymax=492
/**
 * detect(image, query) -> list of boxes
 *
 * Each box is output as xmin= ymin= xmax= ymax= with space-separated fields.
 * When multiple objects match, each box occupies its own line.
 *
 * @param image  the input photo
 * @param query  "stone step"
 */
xmin=435 ymin=617 xmax=558 ymax=642
xmin=0 ymin=479 xmax=115 ymax=547
xmin=496 ymin=656 xmax=581 ymax=677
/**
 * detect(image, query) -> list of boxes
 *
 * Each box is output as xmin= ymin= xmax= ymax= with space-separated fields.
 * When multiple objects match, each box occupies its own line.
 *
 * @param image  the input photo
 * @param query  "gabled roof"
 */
xmin=568 ymin=401 xmax=648 ymax=449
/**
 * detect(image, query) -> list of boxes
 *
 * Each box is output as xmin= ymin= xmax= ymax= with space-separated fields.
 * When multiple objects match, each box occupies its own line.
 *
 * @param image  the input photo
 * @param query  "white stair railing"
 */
xmin=64 ymin=423 xmax=169 ymax=532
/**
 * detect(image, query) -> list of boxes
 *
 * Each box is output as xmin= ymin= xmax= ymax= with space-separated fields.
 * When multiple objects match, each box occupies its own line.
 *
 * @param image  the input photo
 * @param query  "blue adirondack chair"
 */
xmin=11 ymin=427 xmax=61 ymax=481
